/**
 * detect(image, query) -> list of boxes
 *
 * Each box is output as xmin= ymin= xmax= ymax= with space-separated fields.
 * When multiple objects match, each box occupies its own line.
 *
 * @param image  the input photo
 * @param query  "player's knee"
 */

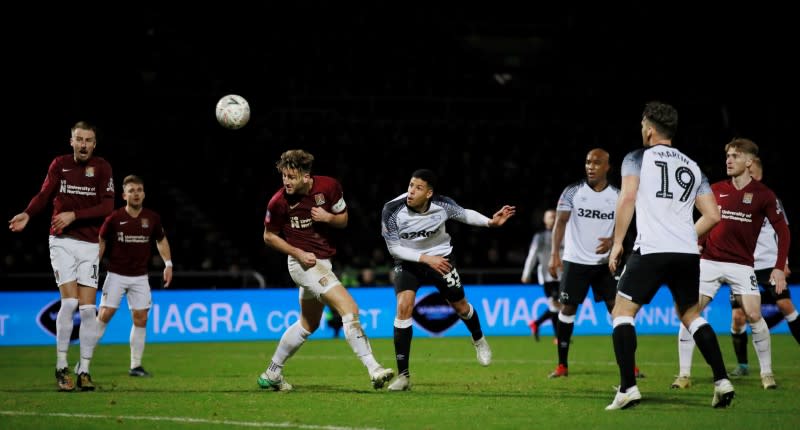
xmin=60 ymin=298 xmax=79 ymax=314
xmin=332 ymin=296 xmax=359 ymax=317
xmin=132 ymin=311 xmax=148 ymax=326
xmin=560 ymin=304 xmax=577 ymax=316
xmin=457 ymin=302 xmax=474 ymax=319
xmin=395 ymin=300 xmax=414 ymax=319
xmin=777 ymin=299 xmax=796 ymax=315
xmin=78 ymin=304 xmax=96 ymax=317
xmin=732 ymin=315 xmax=747 ymax=328
xmin=745 ymin=310 xmax=763 ymax=324
xmin=396 ymin=308 xmax=413 ymax=320
xmin=304 ymin=318 xmax=322 ymax=332
xmin=98 ymin=307 xmax=117 ymax=322
xmin=451 ymin=300 xmax=470 ymax=315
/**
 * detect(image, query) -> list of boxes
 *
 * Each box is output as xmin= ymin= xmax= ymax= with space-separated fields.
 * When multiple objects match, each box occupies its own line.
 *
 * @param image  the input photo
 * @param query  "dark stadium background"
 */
xmin=3 ymin=4 xmax=796 ymax=289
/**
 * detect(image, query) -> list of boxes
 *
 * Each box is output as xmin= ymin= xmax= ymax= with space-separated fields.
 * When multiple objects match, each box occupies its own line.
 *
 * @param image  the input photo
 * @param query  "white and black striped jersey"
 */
xmin=522 ymin=229 xmax=561 ymax=283
xmin=557 ymin=180 xmax=619 ymax=265
xmin=381 ymin=193 xmax=490 ymax=263
xmin=754 ymin=197 xmax=789 ymax=270
xmin=621 ymin=144 xmax=711 ymax=255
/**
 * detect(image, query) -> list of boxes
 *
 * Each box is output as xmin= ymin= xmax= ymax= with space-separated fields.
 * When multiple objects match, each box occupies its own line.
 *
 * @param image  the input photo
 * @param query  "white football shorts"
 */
xmin=699 ymin=258 xmax=760 ymax=298
xmin=287 ymin=256 xmax=341 ymax=300
xmin=48 ymin=235 xmax=100 ymax=288
xmin=100 ymin=272 xmax=152 ymax=310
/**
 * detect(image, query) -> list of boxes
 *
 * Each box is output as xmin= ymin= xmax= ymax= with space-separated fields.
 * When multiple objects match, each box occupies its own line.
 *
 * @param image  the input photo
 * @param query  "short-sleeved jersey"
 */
xmin=556 ymin=180 xmax=619 ymax=265
xmin=25 ymin=155 xmax=114 ymax=242
xmin=264 ymin=175 xmax=346 ymax=259
xmin=381 ymin=194 xmax=473 ymax=259
xmin=754 ymin=197 xmax=788 ymax=270
xmin=702 ymin=179 xmax=789 ymax=268
xmin=100 ymin=207 xmax=165 ymax=276
xmin=522 ymin=228 xmax=560 ymax=284
xmin=621 ymin=145 xmax=711 ymax=255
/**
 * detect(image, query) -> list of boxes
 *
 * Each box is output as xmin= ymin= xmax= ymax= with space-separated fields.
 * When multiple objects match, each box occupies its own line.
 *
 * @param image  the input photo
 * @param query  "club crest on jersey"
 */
xmin=141 ymin=218 xmax=149 ymax=228
xmin=314 ymin=193 xmax=326 ymax=206
xmin=742 ymin=193 xmax=753 ymax=204
xmin=85 ymin=166 xmax=95 ymax=177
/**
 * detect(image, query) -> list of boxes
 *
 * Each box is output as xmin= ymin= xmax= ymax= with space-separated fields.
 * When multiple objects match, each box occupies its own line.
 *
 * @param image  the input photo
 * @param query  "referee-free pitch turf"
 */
xmin=2 ymin=335 xmax=799 ymax=429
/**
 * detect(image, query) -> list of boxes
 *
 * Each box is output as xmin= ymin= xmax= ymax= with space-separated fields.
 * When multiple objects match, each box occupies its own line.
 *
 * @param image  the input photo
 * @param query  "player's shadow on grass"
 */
xmin=0 ymin=385 xmax=735 ymax=410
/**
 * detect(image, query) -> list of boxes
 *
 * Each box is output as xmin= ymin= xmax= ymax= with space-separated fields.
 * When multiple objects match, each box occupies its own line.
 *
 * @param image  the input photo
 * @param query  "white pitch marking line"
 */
xmin=0 ymin=411 xmax=386 ymax=430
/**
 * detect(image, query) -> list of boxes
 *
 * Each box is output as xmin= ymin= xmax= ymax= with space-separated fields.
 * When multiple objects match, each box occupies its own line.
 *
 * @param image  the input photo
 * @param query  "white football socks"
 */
xmin=750 ymin=318 xmax=772 ymax=375
xmin=56 ymin=298 xmax=79 ymax=369
xmin=677 ymin=323 xmax=696 ymax=377
xmin=78 ymin=304 xmax=98 ymax=374
xmin=269 ymin=321 xmax=311 ymax=375
xmin=343 ymin=313 xmax=380 ymax=373
xmin=130 ymin=325 xmax=147 ymax=369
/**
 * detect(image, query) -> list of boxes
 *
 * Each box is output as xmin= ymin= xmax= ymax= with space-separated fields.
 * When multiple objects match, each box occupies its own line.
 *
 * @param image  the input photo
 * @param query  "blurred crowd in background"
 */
xmin=3 ymin=4 xmax=795 ymax=289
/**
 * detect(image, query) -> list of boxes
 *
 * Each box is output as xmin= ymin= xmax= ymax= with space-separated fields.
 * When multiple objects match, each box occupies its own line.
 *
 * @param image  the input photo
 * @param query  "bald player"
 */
xmin=547 ymin=148 xmax=622 ymax=379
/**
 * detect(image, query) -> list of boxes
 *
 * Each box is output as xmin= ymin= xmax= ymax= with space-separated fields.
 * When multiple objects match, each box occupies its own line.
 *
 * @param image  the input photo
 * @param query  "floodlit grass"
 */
xmin=1 ymin=335 xmax=799 ymax=429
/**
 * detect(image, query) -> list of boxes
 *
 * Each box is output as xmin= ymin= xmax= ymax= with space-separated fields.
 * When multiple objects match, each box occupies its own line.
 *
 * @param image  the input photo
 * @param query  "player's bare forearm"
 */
xmin=156 ymin=237 xmax=172 ymax=266
xmin=548 ymin=253 xmax=561 ymax=279
xmin=311 ymin=207 xmax=348 ymax=228
xmin=264 ymin=230 xmax=294 ymax=255
xmin=614 ymin=186 xmax=637 ymax=248
xmin=609 ymin=243 xmax=623 ymax=274
xmin=550 ymin=213 xmax=568 ymax=257
xmin=51 ymin=211 xmax=77 ymax=232
xmin=614 ymin=175 xmax=638 ymax=247
xmin=694 ymin=193 xmax=720 ymax=237
xmin=155 ymin=237 xmax=174 ymax=287
xmin=263 ymin=229 xmax=315 ymax=266
xmin=420 ymin=254 xmax=451 ymax=275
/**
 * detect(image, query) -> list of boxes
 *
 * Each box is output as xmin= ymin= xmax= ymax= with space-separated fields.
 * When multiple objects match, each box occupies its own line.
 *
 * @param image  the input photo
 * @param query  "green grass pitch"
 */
xmin=1 ymin=334 xmax=799 ymax=429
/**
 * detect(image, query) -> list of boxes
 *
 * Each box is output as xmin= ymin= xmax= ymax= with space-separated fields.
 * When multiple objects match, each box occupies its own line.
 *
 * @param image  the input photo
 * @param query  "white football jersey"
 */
xmin=754 ymin=197 xmax=788 ymax=270
xmin=557 ymin=180 xmax=619 ymax=265
xmin=381 ymin=193 xmax=490 ymax=262
xmin=621 ymin=145 xmax=711 ymax=255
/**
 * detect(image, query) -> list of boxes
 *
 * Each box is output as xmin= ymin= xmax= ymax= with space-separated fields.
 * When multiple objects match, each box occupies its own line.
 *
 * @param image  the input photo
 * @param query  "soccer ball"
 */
xmin=215 ymin=94 xmax=250 ymax=129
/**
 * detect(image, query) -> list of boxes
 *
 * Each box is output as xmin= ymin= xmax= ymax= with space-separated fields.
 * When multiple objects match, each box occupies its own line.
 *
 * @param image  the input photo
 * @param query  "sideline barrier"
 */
xmin=0 ymin=285 xmax=795 ymax=345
